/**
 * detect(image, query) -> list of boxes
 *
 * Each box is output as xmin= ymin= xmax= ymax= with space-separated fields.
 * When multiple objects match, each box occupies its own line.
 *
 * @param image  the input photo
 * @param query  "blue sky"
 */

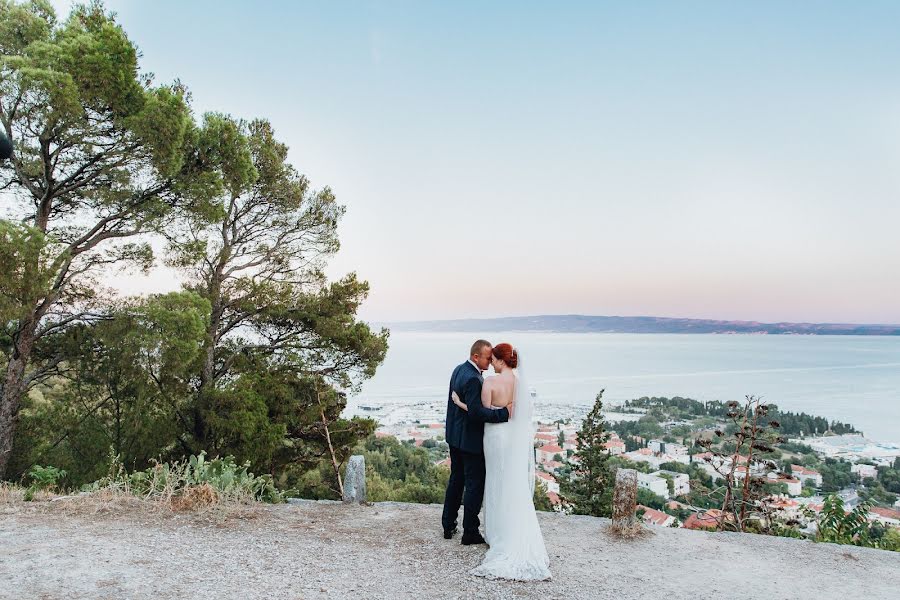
xmin=49 ymin=1 xmax=900 ymax=323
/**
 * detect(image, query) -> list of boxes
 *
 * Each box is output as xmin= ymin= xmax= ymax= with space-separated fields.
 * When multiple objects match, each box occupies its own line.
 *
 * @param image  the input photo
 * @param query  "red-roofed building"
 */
xmin=869 ymin=507 xmax=900 ymax=527
xmin=542 ymin=460 xmax=564 ymax=473
xmin=535 ymin=433 xmax=559 ymax=446
xmin=790 ymin=464 xmax=822 ymax=487
xmin=683 ymin=510 xmax=723 ymax=531
xmin=691 ymin=451 xmax=714 ymax=463
xmin=767 ymin=495 xmax=801 ymax=519
xmin=733 ymin=465 xmax=751 ymax=479
xmin=637 ymin=504 xmax=676 ymax=527
xmin=537 ymin=444 xmax=565 ymax=463
xmin=766 ymin=472 xmax=802 ymax=496
xmin=769 ymin=496 xmax=799 ymax=510
xmin=435 ymin=458 xmax=451 ymax=468
xmin=781 ymin=477 xmax=802 ymax=496
xmin=535 ymin=471 xmax=559 ymax=494
xmin=603 ymin=438 xmax=625 ymax=455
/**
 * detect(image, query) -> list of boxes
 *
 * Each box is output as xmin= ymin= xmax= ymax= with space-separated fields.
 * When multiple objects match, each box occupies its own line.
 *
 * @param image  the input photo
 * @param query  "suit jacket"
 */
xmin=444 ymin=361 xmax=510 ymax=454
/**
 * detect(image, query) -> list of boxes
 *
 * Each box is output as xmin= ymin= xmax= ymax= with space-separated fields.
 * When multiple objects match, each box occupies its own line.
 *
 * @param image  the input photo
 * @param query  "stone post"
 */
xmin=611 ymin=468 xmax=639 ymax=534
xmin=342 ymin=455 xmax=366 ymax=504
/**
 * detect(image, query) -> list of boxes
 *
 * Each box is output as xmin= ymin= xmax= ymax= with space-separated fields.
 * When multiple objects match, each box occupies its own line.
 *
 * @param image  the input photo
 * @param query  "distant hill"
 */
xmin=386 ymin=314 xmax=900 ymax=335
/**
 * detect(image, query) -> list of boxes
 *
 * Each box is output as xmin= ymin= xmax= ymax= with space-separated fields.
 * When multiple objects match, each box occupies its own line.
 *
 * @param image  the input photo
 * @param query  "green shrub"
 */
xmin=83 ymin=452 xmax=287 ymax=504
xmin=816 ymin=495 xmax=871 ymax=546
xmin=23 ymin=465 xmax=67 ymax=501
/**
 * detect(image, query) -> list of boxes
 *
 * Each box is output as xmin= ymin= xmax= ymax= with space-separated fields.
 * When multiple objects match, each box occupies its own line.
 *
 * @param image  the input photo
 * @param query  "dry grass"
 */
xmin=0 ymin=477 xmax=264 ymax=525
xmin=172 ymin=482 xmax=219 ymax=510
xmin=606 ymin=520 xmax=654 ymax=540
xmin=0 ymin=481 xmax=25 ymax=504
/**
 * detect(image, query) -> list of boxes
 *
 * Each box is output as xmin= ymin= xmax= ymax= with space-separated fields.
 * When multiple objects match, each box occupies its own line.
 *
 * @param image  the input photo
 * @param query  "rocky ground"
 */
xmin=1 ymin=498 xmax=898 ymax=599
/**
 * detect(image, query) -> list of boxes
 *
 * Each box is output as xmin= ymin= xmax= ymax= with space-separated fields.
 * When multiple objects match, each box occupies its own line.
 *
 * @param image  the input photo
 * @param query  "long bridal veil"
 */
xmin=472 ymin=351 xmax=551 ymax=581
xmin=511 ymin=356 xmax=536 ymax=498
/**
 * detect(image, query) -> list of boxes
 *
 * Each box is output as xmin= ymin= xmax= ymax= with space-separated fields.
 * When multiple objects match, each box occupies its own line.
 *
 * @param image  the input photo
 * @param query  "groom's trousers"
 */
xmin=442 ymin=445 xmax=486 ymax=535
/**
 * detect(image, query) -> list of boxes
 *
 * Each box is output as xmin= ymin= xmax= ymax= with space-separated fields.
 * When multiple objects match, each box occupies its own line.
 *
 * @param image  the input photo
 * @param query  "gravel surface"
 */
xmin=1 ymin=499 xmax=899 ymax=599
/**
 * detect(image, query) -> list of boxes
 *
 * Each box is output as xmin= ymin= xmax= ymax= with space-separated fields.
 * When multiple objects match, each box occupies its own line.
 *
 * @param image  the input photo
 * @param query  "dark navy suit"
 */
xmin=441 ymin=360 xmax=510 ymax=535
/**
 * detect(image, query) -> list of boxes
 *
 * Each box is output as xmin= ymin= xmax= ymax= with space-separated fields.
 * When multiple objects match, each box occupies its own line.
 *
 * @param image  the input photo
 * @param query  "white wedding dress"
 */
xmin=472 ymin=357 xmax=551 ymax=581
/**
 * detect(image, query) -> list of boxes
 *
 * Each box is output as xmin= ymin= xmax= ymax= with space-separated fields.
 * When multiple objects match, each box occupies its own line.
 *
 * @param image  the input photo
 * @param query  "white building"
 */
xmin=692 ymin=452 xmax=730 ymax=481
xmin=659 ymin=452 xmax=690 ymax=466
xmin=535 ymin=471 xmax=560 ymax=494
xmin=648 ymin=439 xmax=689 ymax=456
xmin=603 ymin=438 xmax=625 ymax=455
xmin=537 ymin=444 xmax=565 ymax=463
xmin=868 ymin=507 xmax=900 ymax=527
xmin=653 ymin=470 xmax=690 ymax=497
xmin=691 ymin=451 xmax=725 ymax=468
xmin=696 ymin=461 xmax=724 ymax=482
xmin=648 ymin=439 xmax=665 ymax=453
xmin=790 ymin=464 xmax=823 ymax=487
xmin=838 ymin=488 xmax=862 ymax=509
xmin=637 ymin=504 xmax=676 ymax=527
xmin=665 ymin=442 xmax=689 ymax=456
xmin=637 ymin=472 xmax=670 ymax=499
xmin=851 ymin=463 xmax=878 ymax=480
xmin=765 ymin=472 xmax=802 ymax=496
xmin=782 ymin=477 xmax=802 ymax=496
xmin=768 ymin=495 xmax=803 ymax=520
xmin=624 ymin=449 xmax=662 ymax=469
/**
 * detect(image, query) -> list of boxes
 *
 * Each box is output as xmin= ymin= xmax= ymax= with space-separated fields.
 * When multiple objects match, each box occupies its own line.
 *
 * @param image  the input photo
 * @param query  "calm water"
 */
xmin=349 ymin=332 xmax=900 ymax=442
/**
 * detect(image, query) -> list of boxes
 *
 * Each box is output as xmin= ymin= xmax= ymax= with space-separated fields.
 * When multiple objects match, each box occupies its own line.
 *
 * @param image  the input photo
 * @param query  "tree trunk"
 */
xmin=317 ymin=387 xmax=344 ymax=498
xmin=194 ymin=275 xmax=223 ymax=450
xmin=0 ymin=321 xmax=37 ymax=478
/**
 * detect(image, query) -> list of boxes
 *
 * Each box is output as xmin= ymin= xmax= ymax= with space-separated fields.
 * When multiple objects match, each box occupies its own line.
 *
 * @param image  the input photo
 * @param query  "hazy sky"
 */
xmin=49 ymin=1 xmax=900 ymax=323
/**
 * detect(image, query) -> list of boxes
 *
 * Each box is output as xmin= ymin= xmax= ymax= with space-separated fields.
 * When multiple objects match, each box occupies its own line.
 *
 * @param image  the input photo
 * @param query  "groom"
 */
xmin=441 ymin=339 xmax=510 ymax=545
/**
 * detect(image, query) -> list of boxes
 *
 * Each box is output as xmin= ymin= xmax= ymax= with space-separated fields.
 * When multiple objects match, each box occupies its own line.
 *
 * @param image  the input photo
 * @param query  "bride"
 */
xmin=451 ymin=343 xmax=551 ymax=581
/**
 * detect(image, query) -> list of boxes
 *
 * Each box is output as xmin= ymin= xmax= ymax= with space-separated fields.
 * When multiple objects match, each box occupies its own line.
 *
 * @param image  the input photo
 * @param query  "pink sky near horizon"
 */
xmin=62 ymin=0 xmax=900 ymax=326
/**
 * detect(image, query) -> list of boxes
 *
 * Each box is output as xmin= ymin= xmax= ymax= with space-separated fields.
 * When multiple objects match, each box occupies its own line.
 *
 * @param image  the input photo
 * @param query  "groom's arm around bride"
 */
xmin=445 ymin=342 xmax=509 ymax=455
xmin=459 ymin=367 xmax=509 ymax=424
xmin=442 ymin=340 xmax=509 ymax=544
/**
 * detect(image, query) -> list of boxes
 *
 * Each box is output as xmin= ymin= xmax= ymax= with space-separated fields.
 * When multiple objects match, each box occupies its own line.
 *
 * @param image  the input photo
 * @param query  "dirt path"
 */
xmin=1 ymin=499 xmax=898 ymax=599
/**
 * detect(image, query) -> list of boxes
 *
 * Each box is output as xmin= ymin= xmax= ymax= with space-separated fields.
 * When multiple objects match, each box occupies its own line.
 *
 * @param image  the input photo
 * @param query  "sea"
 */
xmin=344 ymin=332 xmax=900 ymax=443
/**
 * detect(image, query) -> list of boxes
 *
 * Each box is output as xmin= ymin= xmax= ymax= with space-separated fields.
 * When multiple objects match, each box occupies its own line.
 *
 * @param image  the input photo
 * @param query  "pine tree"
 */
xmin=558 ymin=390 xmax=614 ymax=517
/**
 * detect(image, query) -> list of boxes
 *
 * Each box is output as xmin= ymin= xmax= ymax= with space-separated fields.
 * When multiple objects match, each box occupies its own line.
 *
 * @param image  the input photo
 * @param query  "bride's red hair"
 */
xmin=492 ymin=343 xmax=518 ymax=369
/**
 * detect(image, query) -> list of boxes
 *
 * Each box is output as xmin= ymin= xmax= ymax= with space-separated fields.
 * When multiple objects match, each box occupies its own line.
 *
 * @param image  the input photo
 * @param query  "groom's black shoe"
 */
xmin=443 ymin=527 xmax=457 ymax=539
xmin=461 ymin=531 xmax=487 ymax=545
